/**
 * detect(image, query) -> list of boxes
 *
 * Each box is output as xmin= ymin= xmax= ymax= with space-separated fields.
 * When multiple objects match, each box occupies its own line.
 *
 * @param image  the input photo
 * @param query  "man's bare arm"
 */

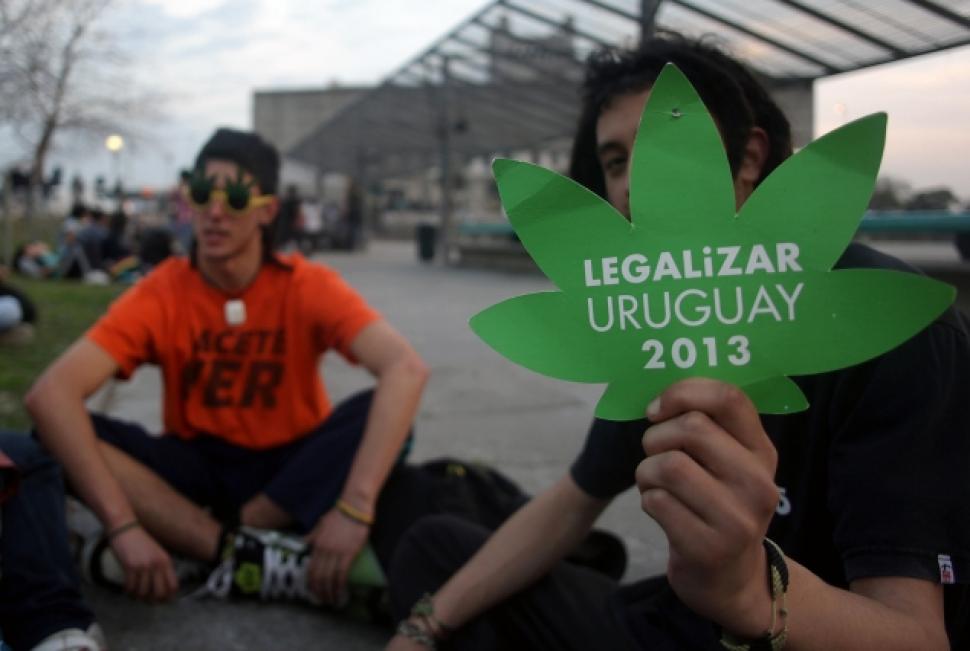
xmin=776 ymin=568 xmax=948 ymax=650
xmin=340 ymin=319 xmax=430 ymax=511
xmin=306 ymin=319 xmax=429 ymax=602
xmin=26 ymin=339 xmax=134 ymax=528
xmin=25 ymin=338 xmax=178 ymax=600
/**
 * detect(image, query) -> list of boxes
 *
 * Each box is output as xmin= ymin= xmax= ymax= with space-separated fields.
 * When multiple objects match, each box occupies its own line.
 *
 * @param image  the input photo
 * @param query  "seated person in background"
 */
xmin=56 ymin=221 xmax=92 ymax=280
xmin=0 ymin=431 xmax=107 ymax=651
xmin=386 ymin=34 xmax=970 ymax=651
xmin=26 ymin=127 xmax=430 ymax=606
xmin=76 ymin=209 xmax=109 ymax=272
xmin=102 ymin=209 xmax=132 ymax=267
xmin=12 ymin=242 xmax=58 ymax=280
xmin=60 ymin=203 xmax=89 ymax=245
xmin=134 ymin=226 xmax=173 ymax=271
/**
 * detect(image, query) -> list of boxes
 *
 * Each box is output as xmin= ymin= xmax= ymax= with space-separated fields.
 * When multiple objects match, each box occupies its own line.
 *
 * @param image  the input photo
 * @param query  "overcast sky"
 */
xmin=22 ymin=0 xmax=970 ymax=200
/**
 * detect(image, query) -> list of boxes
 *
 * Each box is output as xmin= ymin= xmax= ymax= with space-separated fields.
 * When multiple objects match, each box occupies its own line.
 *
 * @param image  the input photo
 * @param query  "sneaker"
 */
xmin=66 ymin=498 xmax=125 ymax=591
xmin=65 ymin=497 xmax=102 ymax=551
xmin=203 ymin=526 xmax=319 ymax=603
xmin=29 ymin=623 xmax=107 ymax=651
xmin=68 ymin=498 xmax=207 ymax=591
xmin=200 ymin=526 xmax=386 ymax=606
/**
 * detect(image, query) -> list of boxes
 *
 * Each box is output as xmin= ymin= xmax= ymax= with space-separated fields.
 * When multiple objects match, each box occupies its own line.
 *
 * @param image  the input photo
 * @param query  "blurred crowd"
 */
xmin=13 ymin=202 xmax=171 ymax=286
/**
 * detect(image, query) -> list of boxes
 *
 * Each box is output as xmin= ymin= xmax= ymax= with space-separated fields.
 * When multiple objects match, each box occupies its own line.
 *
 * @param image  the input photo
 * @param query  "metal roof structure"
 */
xmin=284 ymin=0 xmax=968 ymax=258
xmin=289 ymin=0 xmax=969 ymax=180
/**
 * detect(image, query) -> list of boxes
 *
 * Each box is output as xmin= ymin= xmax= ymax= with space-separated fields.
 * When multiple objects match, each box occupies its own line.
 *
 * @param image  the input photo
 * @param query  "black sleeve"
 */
xmin=827 ymin=317 xmax=970 ymax=586
xmin=569 ymin=417 xmax=648 ymax=500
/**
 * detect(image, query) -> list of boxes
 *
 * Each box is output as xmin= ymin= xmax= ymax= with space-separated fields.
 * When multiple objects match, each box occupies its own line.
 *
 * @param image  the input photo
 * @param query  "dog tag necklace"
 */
xmin=224 ymin=299 xmax=246 ymax=326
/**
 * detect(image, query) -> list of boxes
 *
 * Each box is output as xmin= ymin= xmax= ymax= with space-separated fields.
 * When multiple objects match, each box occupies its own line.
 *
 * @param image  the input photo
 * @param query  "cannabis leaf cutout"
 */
xmin=470 ymin=64 xmax=955 ymax=421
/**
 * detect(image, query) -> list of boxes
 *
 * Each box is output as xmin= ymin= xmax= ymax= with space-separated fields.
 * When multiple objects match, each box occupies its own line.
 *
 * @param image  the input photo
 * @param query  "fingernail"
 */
xmin=647 ymin=396 xmax=661 ymax=419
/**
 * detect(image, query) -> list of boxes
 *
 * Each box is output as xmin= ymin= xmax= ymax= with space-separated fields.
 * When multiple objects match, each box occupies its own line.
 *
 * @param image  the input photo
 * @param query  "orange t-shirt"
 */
xmin=86 ymin=254 xmax=380 ymax=449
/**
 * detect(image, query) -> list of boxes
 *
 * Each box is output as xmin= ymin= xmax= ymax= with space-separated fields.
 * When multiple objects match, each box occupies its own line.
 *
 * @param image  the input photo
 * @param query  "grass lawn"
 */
xmin=0 ymin=278 xmax=123 ymax=431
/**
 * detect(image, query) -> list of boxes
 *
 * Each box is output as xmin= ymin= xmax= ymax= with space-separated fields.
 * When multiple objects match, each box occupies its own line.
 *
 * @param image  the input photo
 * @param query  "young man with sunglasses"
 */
xmin=26 ymin=128 xmax=430 ymax=606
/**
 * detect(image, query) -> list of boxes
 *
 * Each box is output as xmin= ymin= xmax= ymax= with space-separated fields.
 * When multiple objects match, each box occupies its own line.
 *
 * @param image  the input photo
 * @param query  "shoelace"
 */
xmin=261 ymin=543 xmax=318 ymax=603
xmin=196 ymin=557 xmax=234 ymax=599
xmin=185 ymin=529 xmax=324 ymax=604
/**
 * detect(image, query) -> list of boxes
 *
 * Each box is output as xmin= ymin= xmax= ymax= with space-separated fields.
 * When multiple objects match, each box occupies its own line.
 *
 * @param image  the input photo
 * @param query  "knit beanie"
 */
xmin=194 ymin=128 xmax=280 ymax=195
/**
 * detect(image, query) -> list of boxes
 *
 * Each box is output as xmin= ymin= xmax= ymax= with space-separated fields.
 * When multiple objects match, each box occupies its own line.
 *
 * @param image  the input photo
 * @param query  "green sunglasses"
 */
xmin=185 ymin=167 xmax=274 ymax=216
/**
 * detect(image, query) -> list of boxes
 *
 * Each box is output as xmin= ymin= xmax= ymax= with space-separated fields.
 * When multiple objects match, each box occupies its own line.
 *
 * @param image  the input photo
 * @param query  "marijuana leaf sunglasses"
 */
xmin=184 ymin=167 xmax=274 ymax=216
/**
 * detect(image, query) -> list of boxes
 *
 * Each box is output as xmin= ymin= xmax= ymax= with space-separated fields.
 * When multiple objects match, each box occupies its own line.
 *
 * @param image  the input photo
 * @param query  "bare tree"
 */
xmin=1 ymin=0 xmax=160 ymax=206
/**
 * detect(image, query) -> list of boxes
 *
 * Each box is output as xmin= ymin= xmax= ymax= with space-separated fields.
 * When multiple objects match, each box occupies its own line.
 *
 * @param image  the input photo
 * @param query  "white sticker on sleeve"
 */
xmin=938 ymin=554 xmax=955 ymax=584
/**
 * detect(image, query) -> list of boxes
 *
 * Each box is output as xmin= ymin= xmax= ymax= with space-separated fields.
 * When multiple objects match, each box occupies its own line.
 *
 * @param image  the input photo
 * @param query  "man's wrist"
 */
xmin=100 ymin=503 xmax=138 ymax=534
xmin=335 ymin=498 xmax=374 ymax=526
xmin=720 ymin=538 xmax=790 ymax=650
xmin=738 ymin=548 xmax=775 ymax=637
xmin=396 ymin=618 xmax=437 ymax=649
xmin=411 ymin=593 xmax=456 ymax=639
xmin=709 ymin=542 xmax=775 ymax=639
xmin=340 ymin=485 xmax=377 ymax=512
xmin=105 ymin=518 xmax=141 ymax=542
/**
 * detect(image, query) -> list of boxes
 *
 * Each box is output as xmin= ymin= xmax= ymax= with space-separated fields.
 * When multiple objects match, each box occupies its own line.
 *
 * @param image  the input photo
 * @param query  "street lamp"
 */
xmin=105 ymin=133 xmax=124 ymax=153
xmin=105 ymin=133 xmax=124 ymax=203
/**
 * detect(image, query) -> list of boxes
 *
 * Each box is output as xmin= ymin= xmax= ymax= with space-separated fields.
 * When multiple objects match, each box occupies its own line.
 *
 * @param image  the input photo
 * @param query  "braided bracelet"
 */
xmin=105 ymin=519 xmax=141 ymax=542
xmin=720 ymin=537 xmax=789 ymax=651
xmin=396 ymin=619 xmax=437 ymax=650
xmin=412 ymin=593 xmax=456 ymax=639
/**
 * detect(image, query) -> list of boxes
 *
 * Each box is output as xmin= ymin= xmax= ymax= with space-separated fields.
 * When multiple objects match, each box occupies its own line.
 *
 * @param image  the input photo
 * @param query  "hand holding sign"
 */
xmin=470 ymin=64 xmax=954 ymax=421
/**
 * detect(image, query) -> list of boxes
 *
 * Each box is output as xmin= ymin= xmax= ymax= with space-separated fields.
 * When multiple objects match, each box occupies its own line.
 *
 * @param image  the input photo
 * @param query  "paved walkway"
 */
xmin=84 ymin=238 xmax=969 ymax=649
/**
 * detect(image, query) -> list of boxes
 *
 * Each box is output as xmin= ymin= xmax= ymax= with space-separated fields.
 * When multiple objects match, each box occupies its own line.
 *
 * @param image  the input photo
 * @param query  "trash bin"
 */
xmin=416 ymin=224 xmax=437 ymax=262
xmin=956 ymin=233 xmax=970 ymax=261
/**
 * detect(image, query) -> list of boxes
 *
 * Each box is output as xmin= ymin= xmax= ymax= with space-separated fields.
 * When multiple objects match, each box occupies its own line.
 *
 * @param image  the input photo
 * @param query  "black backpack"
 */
xmin=374 ymin=458 xmax=627 ymax=582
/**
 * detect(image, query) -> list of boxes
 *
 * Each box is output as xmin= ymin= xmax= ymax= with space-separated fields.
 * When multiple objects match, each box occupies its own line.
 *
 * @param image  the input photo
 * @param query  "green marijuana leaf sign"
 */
xmin=470 ymin=64 xmax=954 ymax=421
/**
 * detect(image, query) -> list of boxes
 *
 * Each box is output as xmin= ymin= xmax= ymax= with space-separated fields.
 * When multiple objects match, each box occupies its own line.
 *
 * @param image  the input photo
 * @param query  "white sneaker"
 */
xmin=29 ymin=623 xmax=107 ymax=651
xmin=67 ymin=498 xmax=207 ymax=590
xmin=78 ymin=536 xmax=126 ymax=588
xmin=65 ymin=498 xmax=125 ymax=590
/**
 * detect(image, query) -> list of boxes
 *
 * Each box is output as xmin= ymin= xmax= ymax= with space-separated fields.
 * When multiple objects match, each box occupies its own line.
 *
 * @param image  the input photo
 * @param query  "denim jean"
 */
xmin=0 ymin=432 xmax=94 ymax=650
xmin=0 ymin=297 xmax=22 ymax=331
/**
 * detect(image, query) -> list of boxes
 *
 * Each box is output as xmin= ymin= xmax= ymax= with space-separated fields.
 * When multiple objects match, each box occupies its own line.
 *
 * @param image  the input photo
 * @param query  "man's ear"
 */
xmin=734 ymin=126 xmax=769 ymax=208
xmin=258 ymin=197 xmax=280 ymax=227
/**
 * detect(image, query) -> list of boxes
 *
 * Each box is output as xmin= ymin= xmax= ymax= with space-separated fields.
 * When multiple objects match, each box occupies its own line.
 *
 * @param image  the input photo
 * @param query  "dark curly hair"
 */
xmin=568 ymin=32 xmax=793 ymax=199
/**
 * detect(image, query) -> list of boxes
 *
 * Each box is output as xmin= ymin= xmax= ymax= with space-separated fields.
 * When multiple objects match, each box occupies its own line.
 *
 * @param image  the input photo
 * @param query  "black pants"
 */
xmin=387 ymin=514 xmax=638 ymax=651
xmin=91 ymin=390 xmax=388 ymax=534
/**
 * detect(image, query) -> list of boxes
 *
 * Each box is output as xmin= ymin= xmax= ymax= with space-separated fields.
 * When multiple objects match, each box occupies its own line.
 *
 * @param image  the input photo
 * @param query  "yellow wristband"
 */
xmin=335 ymin=498 xmax=374 ymax=526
